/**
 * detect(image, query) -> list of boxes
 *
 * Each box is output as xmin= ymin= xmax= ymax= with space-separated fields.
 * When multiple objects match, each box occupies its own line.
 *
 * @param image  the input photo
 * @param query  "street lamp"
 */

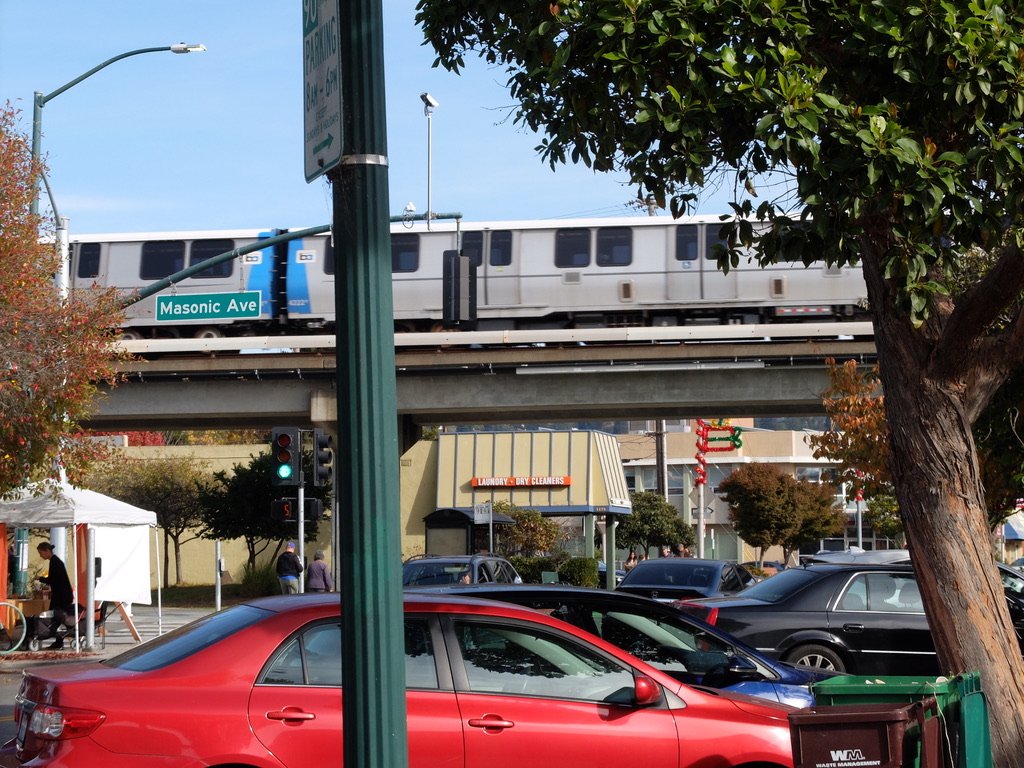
xmin=420 ymin=92 xmax=438 ymax=230
xmin=16 ymin=42 xmax=204 ymax=600
xmin=30 ymin=42 xmax=206 ymax=218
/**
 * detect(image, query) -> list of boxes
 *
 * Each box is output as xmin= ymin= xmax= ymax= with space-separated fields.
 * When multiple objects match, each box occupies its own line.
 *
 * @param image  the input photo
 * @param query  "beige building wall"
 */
xmin=400 ymin=439 xmax=438 ymax=559
xmin=124 ymin=444 xmax=331 ymax=586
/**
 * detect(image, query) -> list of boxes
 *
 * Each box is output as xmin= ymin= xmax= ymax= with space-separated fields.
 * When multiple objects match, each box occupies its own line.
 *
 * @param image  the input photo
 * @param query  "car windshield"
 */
xmin=621 ymin=561 xmax=717 ymax=587
xmin=728 ymin=567 xmax=823 ymax=603
xmin=103 ymin=604 xmax=270 ymax=672
xmin=403 ymin=562 xmax=470 ymax=586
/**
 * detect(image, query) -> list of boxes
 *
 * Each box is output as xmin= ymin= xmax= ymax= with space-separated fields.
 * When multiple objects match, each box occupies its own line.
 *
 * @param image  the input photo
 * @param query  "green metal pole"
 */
xmin=333 ymin=2 xmax=407 ymax=767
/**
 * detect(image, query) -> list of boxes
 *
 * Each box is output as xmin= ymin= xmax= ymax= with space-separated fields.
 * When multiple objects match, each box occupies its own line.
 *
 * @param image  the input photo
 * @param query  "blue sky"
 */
xmin=1 ymin=1 xmax=732 ymax=235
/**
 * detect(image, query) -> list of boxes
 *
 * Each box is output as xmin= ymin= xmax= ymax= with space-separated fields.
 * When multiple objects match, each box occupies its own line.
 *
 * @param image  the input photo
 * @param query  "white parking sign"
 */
xmin=303 ymin=0 xmax=342 ymax=182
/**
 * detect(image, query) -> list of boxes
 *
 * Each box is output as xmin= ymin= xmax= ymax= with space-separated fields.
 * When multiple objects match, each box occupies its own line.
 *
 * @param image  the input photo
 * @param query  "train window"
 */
xmin=490 ymin=230 xmax=512 ymax=267
xmin=140 ymin=241 xmax=186 ymax=280
xmin=323 ymin=237 xmax=335 ymax=275
xmin=77 ymin=242 xmax=101 ymax=279
xmin=675 ymin=225 xmax=698 ymax=261
xmin=189 ymin=239 xmax=234 ymax=279
xmin=392 ymin=233 xmax=419 ymax=273
xmin=596 ymin=227 xmax=632 ymax=267
xmin=705 ymin=223 xmax=729 ymax=261
xmin=461 ymin=231 xmax=484 ymax=268
xmin=554 ymin=229 xmax=590 ymax=268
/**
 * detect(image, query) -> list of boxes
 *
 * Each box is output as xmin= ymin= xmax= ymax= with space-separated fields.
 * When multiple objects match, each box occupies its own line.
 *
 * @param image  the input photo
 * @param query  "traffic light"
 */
xmin=270 ymin=427 xmax=300 ymax=486
xmin=305 ymin=498 xmax=324 ymax=521
xmin=271 ymin=498 xmax=296 ymax=522
xmin=313 ymin=429 xmax=333 ymax=487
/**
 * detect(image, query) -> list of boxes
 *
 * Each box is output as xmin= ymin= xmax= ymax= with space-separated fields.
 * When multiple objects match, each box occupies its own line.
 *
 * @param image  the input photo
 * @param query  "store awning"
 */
xmin=435 ymin=430 xmax=632 ymax=516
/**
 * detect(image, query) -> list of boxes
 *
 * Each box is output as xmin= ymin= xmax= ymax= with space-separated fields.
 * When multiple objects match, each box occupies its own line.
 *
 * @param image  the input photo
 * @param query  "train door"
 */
xmin=472 ymin=229 xmax=519 ymax=309
xmin=699 ymin=221 xmax=738 ymax=301
xmin=666 ymin=223 xmax=701 ymax=302
xmin=296 ymin=234 xmax=335 ymax=327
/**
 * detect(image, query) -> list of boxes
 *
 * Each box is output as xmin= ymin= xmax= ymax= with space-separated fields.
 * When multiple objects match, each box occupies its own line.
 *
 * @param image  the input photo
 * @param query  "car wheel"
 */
xmin=786 ymin=643 xmax=847 ymax=673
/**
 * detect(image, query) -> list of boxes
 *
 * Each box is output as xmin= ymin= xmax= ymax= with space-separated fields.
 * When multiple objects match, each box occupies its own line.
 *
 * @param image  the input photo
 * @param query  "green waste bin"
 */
xmin=789 ymin=696 xmax=942 ymax=768
xmin=810 ymin=674 xmax=990 ymax=768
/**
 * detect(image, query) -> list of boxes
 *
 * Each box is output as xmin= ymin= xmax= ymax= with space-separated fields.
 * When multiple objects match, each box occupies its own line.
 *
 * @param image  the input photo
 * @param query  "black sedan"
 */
xmin=681 ymin=563 xmax=935 ymax=676
xmin=617 ymin=558 xmax=758 ymax=601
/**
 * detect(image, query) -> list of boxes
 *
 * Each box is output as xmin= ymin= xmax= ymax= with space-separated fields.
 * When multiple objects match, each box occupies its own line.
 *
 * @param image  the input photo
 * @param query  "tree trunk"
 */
xmin=172 ymin=537 xmax=183 ymax=587
xmin=866 ymin=259 xmax=1024 ymax=766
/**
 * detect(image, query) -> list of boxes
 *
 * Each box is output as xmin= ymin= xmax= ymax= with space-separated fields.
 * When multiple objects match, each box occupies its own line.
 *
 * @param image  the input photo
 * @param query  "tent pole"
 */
xmin=155 ymin=528 xmax=163 ymax=635
xmin=85 ymin=527 xmax=95 ymax=647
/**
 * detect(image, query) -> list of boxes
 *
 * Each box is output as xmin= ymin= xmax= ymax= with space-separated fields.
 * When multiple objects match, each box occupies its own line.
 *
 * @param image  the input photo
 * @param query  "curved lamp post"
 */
xmin=15 ymin=43 xmax=205 ymax=603
xmin=30 ymin=42 xmax=206 ymax=217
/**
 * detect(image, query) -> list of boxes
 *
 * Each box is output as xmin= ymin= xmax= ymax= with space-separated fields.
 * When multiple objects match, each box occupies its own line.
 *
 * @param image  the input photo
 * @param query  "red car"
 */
xmin=7 ymin=593 xmax=794 ymax=767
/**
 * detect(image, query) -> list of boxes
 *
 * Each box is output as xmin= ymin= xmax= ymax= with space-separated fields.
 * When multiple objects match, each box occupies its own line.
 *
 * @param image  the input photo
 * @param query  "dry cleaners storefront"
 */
xmin=400 ymin=430 xmax=632 ymax=576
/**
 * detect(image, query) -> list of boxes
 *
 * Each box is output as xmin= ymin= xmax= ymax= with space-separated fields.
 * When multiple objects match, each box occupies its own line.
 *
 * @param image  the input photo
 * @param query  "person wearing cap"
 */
xmin=276 ymin=541 xmax=304 ymax=594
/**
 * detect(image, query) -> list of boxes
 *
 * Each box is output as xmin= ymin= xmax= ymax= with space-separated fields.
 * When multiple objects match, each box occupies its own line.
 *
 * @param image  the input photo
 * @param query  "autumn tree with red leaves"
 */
xmin=0 ymin=104 xmax=123 ymax=493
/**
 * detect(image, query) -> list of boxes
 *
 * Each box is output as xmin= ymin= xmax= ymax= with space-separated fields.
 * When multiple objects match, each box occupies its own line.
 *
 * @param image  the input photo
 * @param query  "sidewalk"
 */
xmin=0 ymin=604 xmax=212 ymax=672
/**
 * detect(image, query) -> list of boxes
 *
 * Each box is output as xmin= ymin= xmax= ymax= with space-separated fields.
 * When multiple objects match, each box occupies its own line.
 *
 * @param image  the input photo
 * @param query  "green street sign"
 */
xmin=155 ymin=291 xmax=262 ymax=322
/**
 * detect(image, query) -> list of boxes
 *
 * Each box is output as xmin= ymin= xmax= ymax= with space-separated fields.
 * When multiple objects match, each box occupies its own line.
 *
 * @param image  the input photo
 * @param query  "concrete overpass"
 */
xmin=86 ymin=323 xmax=876 ymax=432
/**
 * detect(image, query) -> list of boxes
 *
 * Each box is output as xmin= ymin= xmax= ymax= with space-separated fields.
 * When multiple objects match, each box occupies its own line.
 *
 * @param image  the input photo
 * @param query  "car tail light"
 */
xmin=673 ymin=600 xmax=717 ymax=625
xmin=27 ymin=704 xmax=105 ymax=740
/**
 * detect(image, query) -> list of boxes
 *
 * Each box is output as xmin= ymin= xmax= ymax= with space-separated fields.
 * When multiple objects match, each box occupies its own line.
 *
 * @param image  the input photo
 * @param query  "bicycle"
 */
xmin=0 ymin=601 xmax=27 ymax=653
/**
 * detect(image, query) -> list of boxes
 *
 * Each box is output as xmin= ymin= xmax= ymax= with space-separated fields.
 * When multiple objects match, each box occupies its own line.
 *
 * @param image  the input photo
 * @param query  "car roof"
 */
xmin=240 ymin=591 xmax=528 ymax=613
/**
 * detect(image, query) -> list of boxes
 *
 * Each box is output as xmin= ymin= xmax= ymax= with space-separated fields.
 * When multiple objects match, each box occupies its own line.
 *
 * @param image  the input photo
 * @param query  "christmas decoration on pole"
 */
xmin=693 ymin=419 xmax=743 ymax=557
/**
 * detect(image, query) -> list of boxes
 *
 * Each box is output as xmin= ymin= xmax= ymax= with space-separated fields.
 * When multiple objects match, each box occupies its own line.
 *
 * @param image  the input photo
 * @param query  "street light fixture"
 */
xmin=30 ymin=42 xmax=206 ymax=217
xmin=420 ymin=92 xmax=438 ymax=230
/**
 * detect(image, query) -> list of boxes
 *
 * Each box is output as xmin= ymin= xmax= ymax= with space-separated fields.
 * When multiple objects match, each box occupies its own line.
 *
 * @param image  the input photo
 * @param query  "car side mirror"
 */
xmin=728 ymin=654 xmax=761 ymax=678
xmin=633 ymin=673 xmax=663 ymax=707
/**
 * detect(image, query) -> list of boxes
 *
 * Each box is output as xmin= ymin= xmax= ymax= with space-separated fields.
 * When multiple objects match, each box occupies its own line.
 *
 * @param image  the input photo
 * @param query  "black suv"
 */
xmin=402 ymin=554 xmax=522 ymax=587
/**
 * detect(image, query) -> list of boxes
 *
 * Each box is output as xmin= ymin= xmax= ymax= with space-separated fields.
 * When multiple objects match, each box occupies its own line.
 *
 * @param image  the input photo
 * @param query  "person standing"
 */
xmin=305 ymin=550 xmax=334 ymax=592
xmin=37 ymin=542 xmax=74 ymax=649
xmin=276 ymin=541 xmax=304 ymax=594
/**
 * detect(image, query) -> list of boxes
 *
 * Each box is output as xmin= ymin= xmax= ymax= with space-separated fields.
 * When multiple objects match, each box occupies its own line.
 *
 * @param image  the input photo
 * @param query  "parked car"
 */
xmin=416 ymin=582 xmax=837 ymax=707
xmin=7 ymin=593 xmax=796 ymax=767
xmin=617 ymin=558 xmax=759 ymax=601
xmin=402 ymin=554 xmax=522 ymax=586
xmin=680 ymin=563 xmax=934 ymax=675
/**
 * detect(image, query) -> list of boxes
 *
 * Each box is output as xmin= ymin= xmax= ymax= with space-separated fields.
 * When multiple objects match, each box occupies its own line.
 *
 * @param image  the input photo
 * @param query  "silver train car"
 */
xmin=69 ymin=215 xmax=868 ymax=338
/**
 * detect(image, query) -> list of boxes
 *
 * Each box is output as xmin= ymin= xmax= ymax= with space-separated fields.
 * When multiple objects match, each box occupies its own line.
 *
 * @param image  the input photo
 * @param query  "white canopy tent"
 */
xmin=0 ymin=482 xmax=158 ymax=648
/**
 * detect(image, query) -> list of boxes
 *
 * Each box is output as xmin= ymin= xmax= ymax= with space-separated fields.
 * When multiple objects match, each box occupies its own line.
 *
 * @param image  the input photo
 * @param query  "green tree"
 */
xmin=198 ymin=451 xmax=327 ymax=570
xmin=718 ymin=464 xmax=799 ymax=561
xmin=0 ymin=104 xmax=123 ymax=493
xmin=415 ymin=4 xmax=1024 ymax=755
xmin=493 ymin=501 xmax=563 ymax=556
xmin=88 ymin=454 xmax=210 ymax=586
xmin=617 ymin=491 xmax=693 ymax=555
xmin=786 ymin=480 xmax=845 ymax=564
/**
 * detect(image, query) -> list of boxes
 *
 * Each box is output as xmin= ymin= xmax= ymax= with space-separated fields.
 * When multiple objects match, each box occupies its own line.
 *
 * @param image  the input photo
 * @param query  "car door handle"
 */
xmin=842 ymin=623 xmax=865 ymax=632
xmin=468 ymin=715 xmax=515 ymax=731
xmin=267 ymin=707 xmax=316 ymax=722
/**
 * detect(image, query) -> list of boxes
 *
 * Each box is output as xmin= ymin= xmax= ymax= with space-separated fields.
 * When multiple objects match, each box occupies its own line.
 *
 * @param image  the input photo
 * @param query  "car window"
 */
xmin=1001 ymin=566 xmax=1024 ymax=597
xmin=452 ymin=619 xmax=634 ymax=702
xmin=724 ymin=567 xmax=820 ymax=603
xmin=592 ymin=607 xmax=732 ymax=676
xmin=404 ymin=562 xmax=468 ymax=586
xmin=105 ymin=604 xmax=270 ymax=672
xmin=257 ymin=618 xmax=438 ymax=689
xmin=837 ymin=573 xmax=923 ymax=613
xmin=721 ymin=565 xmax=742 ymax=593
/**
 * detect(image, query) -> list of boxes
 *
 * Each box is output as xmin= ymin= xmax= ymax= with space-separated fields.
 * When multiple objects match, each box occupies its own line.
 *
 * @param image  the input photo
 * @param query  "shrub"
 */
xmin=241 ymin=563 xmax=279 ymax=597
xmin=559 ymin=557 xmax=599 ymax=587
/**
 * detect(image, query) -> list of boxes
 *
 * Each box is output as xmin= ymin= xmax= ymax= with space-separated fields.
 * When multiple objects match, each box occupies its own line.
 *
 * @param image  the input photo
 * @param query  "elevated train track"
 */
xmin=87 ymin=323 xmax=876 ymax=432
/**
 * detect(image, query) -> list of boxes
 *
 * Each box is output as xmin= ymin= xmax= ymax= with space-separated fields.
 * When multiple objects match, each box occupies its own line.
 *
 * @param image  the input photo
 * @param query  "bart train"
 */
xmin=69 ymin=215 xmax=868 ymax=339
